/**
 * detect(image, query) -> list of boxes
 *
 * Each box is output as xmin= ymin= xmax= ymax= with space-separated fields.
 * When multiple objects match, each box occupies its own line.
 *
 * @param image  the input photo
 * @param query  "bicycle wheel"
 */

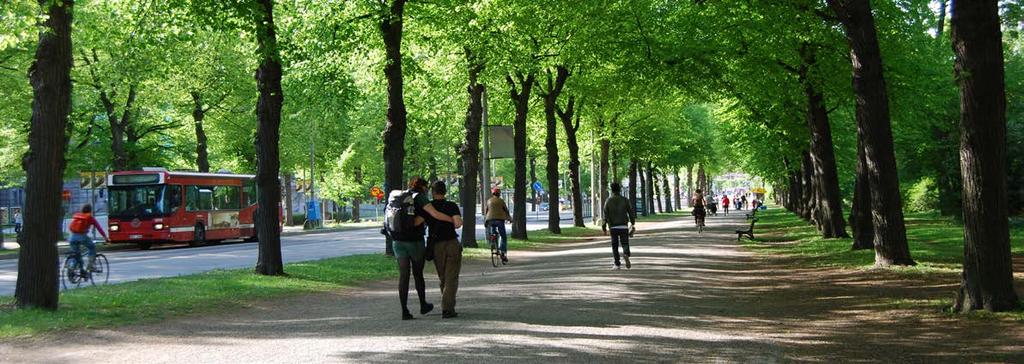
xmin=490 ymin=235 xmax=500 ymax=267
xmin=91 ymin=254 xmax=110 ymax=285
xmin=62 ymin=255 xmax=82 ymax=289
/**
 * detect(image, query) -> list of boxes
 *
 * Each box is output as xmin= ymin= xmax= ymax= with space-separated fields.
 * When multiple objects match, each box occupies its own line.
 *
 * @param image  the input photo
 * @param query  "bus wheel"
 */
xmin=190 ymin=224 xmax=207 ymax=247
xmin=137 ymin=242 xmax=152 ymax=250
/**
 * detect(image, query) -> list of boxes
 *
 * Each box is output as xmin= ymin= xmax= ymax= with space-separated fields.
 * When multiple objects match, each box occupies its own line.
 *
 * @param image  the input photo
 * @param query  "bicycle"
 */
xmin=693 ymin=207 xmax=706 ymax=234
xmin=61 ymin=248 xmax=110 ymax=290
xmin=488 ymin=224 xmax=501 ymax=267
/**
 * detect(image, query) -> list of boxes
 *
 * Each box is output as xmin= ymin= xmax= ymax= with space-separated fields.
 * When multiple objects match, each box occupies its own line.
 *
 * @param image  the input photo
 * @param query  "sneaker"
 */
xmin=442 ymin=311 xmax=459 ymax=319
xmin=501 ymin=253 xmax=509 ymax=264
xmin=613 ymin=264 xmax=621 ymax=270
xmin=624 ymin=255 xmax=631 ymax=269
xmin=420 ymin=302 xmax=434 ymax=315
xmin=402 ymin=310 xmax=414 ymax=320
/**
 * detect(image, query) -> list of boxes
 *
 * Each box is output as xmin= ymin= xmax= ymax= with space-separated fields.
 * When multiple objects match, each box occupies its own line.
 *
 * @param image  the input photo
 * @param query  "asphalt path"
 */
xmin=0 ymin=212 xmax=580 ymax=296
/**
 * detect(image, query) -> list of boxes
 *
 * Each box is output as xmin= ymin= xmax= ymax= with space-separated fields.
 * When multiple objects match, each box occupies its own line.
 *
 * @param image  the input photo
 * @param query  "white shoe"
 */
xmin=613 ymin=264 xmax=621 ymax=270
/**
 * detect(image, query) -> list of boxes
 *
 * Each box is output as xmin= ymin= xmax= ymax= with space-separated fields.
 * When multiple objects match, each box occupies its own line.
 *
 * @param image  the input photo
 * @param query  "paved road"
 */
xmin=0 ymin=212 xmax=581 ymax=296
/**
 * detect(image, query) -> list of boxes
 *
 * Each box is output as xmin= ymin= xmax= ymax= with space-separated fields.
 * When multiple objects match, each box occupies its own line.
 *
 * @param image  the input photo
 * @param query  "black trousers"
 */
xmin=610 ymin=228 xmax=631 ymax=266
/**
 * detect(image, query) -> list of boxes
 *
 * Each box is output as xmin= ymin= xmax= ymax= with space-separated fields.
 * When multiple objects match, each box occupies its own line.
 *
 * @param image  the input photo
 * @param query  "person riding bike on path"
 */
xmin=68 ymin=204 xmax=108 ymax=271
xmin=602 ymin=182 xmax=636 ymax=270
xmin=691 ymin=189 xmax=707 ymax=228
xmin=386 ymin=177 xmax=460 ymax=320
xmin=485 ymin=188 xmax=512 ymax=264
xmin=721 ymin=195 xmax=730 ymax=216
xmin=424 ymin=181 xmax=463 ymax=319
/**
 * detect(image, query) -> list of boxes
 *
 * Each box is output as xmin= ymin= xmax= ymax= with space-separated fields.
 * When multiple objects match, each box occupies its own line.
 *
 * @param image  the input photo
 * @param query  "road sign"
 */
xmin=532 ymin=181 xmax=543 ymax=192
xmin=370 ymin=186 xmax=383 ymax=198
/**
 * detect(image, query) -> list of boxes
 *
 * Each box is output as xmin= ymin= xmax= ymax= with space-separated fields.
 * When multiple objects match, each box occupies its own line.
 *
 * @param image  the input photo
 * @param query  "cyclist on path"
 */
xmin=602 ymin=183 xmax=636 ymax=269
xmin=485 ymin=188 xmax=512 ymax=264
xmin=691 ymin=189 xmax=707 ymax=228
xmin=68 ymin=204 xmax=108 ymax=271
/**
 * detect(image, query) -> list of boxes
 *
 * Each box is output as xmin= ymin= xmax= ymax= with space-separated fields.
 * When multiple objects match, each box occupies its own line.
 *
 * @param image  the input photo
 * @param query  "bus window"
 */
xmin=165 ymin=185 xmax=182 ymax=213
xmin=198 ymin=188 xmax=214 ymax=210
xmin=215 ymin=186 xmax=241 ymax=210
xmin=245 ymin=180 xmax=258 ymax=206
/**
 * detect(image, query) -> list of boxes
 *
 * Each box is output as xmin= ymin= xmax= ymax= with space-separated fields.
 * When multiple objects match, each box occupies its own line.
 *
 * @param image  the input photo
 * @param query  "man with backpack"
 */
xmin=602 ymin=183 xmax=636 ymax=269
xmin=69 ymin=204 xmax=108 ymax=271
xmin=384 ymin=177 xmax=460 ymax=320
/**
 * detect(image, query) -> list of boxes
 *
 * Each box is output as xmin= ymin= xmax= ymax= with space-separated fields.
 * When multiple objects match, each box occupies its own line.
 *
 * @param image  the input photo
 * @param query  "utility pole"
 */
xmin=480 ymin=88 xmax=490 ymax=218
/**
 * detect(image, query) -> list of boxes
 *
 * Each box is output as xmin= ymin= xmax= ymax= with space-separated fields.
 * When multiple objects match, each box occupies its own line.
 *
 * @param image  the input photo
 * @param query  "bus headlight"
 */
xmin=154 ymin=223 xmax=165 ymax=230
xmin=110 ymin=224 xmax=119 ymax=232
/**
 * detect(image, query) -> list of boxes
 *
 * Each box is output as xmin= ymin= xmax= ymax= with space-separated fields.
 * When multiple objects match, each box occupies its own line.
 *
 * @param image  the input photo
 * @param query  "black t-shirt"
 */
xmin=426 ymin=199 xmax=461 ymax=243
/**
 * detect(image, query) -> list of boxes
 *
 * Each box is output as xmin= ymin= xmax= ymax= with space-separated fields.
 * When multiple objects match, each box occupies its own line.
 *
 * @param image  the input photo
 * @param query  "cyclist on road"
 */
xmin=68 ymin=204 xmax=108 ymax=271
xmin=485 ymin=188 xmax=512 ymax=264
xmin=602 ymin=182 xmax=636 ymax=270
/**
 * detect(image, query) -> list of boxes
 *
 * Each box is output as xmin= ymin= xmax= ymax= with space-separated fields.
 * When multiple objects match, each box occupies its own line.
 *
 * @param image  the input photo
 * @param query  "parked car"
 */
xmin=539 ymin=202 xmax=549 ymax=211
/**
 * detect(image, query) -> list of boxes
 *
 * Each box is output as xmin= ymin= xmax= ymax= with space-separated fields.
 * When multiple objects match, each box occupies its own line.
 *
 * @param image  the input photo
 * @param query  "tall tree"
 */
xmin=628 ymin=159 xmax=639 ymax=215
xmin=378 ymin=0 xmax=407 ymax=255
xmin=191 ymin=91 xmax=211 ymax=172
xmin=662 ymin=170 xmax=673 ymax=213
xmin=827 ymin=0 xmax=912 ymax=264
xmin=557 ymin=95 xmax=585 ymax=227
xmin=507 ymin=71 xmax=536 ymax=239
xmin=849 ymin=137 xmax=874 ymax=250
xmin=459 ymin=54 xmax=484 ymax=248
xmin=15 ymin=0 xmax=74 ymax=310
xmin=252 ymin=0 xmax=284 ymax=276
xmin=950 ymin=0 xmax=1020 ymax=312
xmin=539 ymin=66 xmax=570 ymax=234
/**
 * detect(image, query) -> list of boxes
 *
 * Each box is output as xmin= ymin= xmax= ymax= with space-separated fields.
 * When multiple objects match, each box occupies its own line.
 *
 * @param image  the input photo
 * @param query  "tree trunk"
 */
xmin=937 ymin=0 xmax=948 ymax=39
xmin=653 ymin=168 xmax=663 ymax=213
xmin=541 ymin=67 xmax=570 ymax=234
xmin=191 ymin=91 xmax=210 ymax=173
xmin=599 ymin=136 xmax=609 ymax=220
xmin=663 ymin=170 xmax=673 ymax=213
xmin=507 ymin=72 xmax=535 ymax=240
xmin=284 ymin=173 xmax=294 ymax=226
xmin=951 ymin=0 xmax=1020 ymax=312
xmin=647 ymin=163 xmax=656 ymax=215
xmin=850 ymin=138 xmax=874 ymax=250
xmin=827 ymin=0 xmax=911 ymax=261
xmin=253 ymin=0 xmax=284 ymax=276
xmin=686 ymin=165 xmax=693 ymax=206
xmin=696 ymin=164 xmax=707 ymax=195
xmin=379 ymin=0 xmax=407 ymax=255
xmin=628 ymin=159 xmax=639 ymax=216
xmin=459 ymin=57 xmax=484 ymax=248
xmin=673 ymin=170 xmax=681 ymax=210
xmin=800 ymin=151 xmax=814 ymax=221
xmin=557 ymin=96 xmax=585 ymax=228
xmin=798 ymin=49 xmax=848 ymax=238
xmin=15 ymin=0 xmax=74 ymax=310
xmin=352 ymin=166 xmax=362 ymax=222
xmin=638 ymin=163 xmax=648 ymax=216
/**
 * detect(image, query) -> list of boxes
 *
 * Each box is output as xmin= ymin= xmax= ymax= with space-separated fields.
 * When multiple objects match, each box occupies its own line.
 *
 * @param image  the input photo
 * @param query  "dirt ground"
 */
xmin=2 ymin=214 xmax=1022 ymax=363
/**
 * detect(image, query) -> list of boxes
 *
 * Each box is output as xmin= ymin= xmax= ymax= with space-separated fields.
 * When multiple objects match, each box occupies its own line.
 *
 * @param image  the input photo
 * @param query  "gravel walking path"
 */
xmin=3 ymin=214 xmax=1022 ymax=363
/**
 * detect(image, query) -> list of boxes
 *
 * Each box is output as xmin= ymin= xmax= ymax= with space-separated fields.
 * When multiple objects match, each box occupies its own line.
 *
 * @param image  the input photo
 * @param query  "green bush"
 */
xmin=906 ymin=177 xmax=940 ymax=213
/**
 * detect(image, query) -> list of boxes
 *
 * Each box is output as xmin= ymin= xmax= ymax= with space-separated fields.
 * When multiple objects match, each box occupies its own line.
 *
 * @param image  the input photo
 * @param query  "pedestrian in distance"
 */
xmin=13 ymin=210 xmax=22 ymax=235
xmin=68 ymin=204 xmax=108 ymax=271
xmin=721 ymin=195 xmax=730 ymax=216
xmin=383 ymin=177 xmax=460 ymax=320
xmin=425 ymin=181 xmax=463 ymax=319
xmin=485 ymin=188 xmax=512 ymax=264
xmin=602 ymin=182 xmax=636 ymax=269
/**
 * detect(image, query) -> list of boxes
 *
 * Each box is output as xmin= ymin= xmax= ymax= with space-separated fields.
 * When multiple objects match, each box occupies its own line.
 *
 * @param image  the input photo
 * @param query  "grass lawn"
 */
xmin=746 ymin=208 xmax=1024 ymax=319
xmin=0 ymin=254 xmax=397 ymax=338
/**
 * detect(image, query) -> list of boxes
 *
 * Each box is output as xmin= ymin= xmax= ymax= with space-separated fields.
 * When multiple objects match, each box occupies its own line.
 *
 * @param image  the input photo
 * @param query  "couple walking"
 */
xmin=384 ymin=177 xmax=463 ymax=320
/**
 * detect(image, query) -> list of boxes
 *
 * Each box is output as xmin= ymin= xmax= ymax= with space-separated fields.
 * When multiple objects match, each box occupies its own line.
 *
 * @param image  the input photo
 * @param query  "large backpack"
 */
xmin=384 ymin=189 xmax=420 ymax=241
xmin=69 ymin=213 xmax=91 ymax=234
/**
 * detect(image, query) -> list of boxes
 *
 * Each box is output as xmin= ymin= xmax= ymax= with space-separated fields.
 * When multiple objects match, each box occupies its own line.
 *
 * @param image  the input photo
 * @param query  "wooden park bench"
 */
xmin=736 ymin=217 xmax=758 ymax=241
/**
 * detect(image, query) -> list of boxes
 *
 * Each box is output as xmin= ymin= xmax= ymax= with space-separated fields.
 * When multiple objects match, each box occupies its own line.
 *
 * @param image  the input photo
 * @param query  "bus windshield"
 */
xmin=108 ymin=185 xmax=181 ymax=219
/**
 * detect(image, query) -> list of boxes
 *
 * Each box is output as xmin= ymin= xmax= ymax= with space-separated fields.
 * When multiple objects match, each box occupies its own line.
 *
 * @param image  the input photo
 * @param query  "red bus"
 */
xmin=106 ymin=168 xmax=260 ymax=249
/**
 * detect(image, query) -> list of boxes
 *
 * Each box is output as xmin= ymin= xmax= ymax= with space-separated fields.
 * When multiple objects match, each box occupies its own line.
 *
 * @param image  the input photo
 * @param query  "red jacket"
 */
xmin=721 ymin=196 xmax=730 ymax=206
xmin=70 ymin=212 xmax=108 ymax=240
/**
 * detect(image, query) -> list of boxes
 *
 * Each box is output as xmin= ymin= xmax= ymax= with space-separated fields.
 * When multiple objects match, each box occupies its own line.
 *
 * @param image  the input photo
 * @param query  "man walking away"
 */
xmin=602 ymin=183 xmax=636 ymax=269
xmin=425 ymin=181 xmax=463 ymax=319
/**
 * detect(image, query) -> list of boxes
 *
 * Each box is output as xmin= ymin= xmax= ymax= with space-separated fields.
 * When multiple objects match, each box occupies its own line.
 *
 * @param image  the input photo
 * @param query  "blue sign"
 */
xmin=306 ymin=200 xmax=321 ymax=220
xmin=532 ymin=181 xmax=544 ymax=193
